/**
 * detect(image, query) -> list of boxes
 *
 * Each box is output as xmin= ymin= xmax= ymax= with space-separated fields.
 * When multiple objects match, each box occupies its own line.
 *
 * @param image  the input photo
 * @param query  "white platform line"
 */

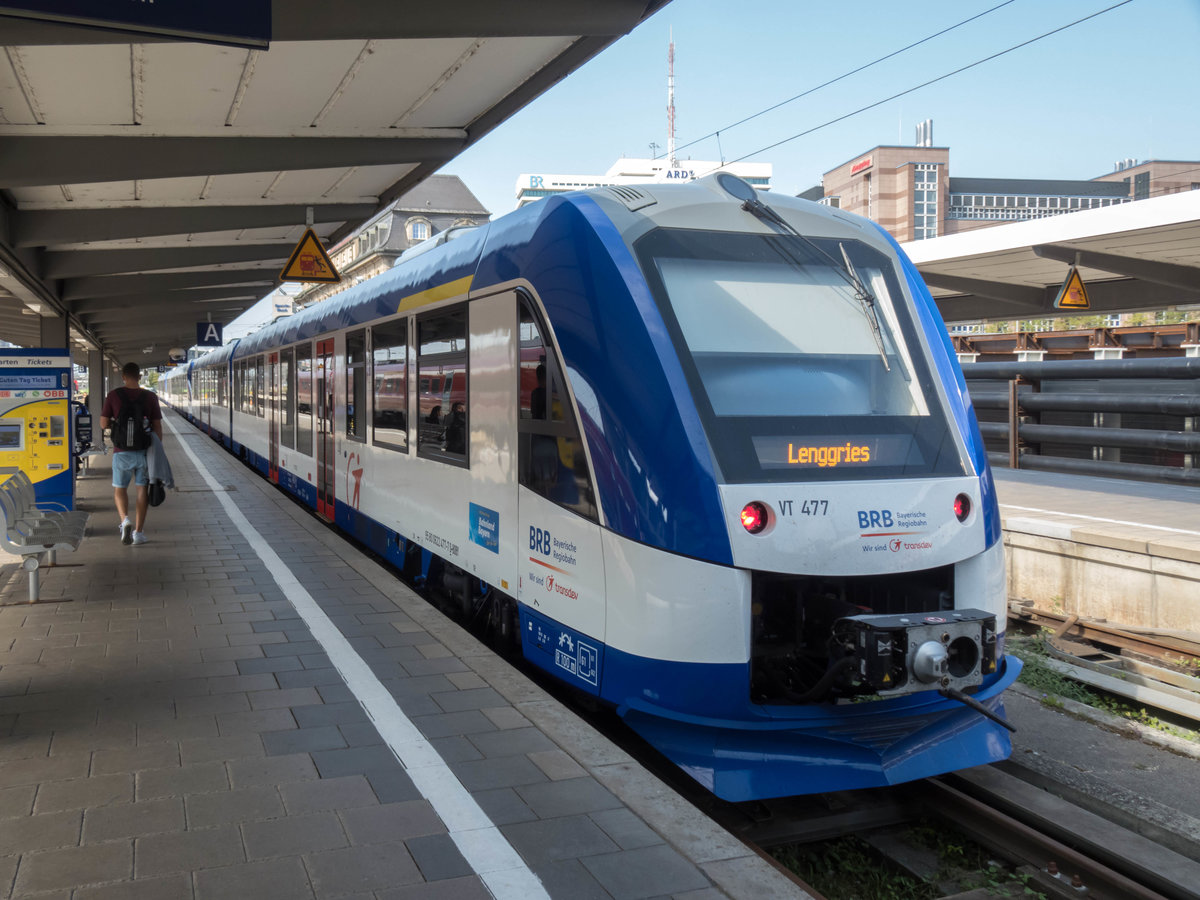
xmin=166 ymin=418 xmax=548 ymax=899
xmin=1000 ymin=503 xmax=1200 ymax=537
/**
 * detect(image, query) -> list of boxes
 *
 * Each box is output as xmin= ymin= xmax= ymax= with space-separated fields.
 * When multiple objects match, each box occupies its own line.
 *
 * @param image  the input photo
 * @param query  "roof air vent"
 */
xmin=605 ymin=186 xmax=657 ymax=212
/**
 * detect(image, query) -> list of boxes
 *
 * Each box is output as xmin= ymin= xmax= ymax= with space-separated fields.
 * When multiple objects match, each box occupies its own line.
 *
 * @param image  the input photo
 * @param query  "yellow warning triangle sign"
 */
xmin=1053 ymin=265 xmax=1090 ymax=310
xmin=280 ymin=228 xmax=341 ymax=284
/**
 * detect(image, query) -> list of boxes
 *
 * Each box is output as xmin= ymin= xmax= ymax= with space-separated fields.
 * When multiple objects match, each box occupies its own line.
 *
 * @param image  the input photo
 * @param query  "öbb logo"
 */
xmin=529 ymin=526 xmax=552 ymax=555
xmin=857 ymin=510 xmax=894 ymax=529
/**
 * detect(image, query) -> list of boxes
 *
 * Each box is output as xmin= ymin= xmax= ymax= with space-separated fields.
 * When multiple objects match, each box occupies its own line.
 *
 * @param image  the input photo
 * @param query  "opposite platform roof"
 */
xmin=0 ymin=0 xmax=668 ymax=365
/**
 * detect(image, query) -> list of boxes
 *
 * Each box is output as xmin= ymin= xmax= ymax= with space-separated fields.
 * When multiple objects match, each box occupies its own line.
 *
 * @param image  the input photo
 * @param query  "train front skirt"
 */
xmin=619 ymin=657 xmax=1022 ymax=802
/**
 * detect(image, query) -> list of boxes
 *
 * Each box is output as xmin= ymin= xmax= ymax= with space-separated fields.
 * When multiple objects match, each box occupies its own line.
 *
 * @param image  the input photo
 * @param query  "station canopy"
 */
xmin=0 ymin=1 xmax=667 ymax=362
xmin=904 ymin=190 xmax=1200 ymax=323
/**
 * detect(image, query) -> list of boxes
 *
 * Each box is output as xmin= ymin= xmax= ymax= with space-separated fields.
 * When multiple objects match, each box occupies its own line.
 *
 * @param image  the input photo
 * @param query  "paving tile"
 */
xmin=340 ymin=799 xmax=445 ymax=845
xmin=279 ymin=775 xmax=379 ymax=815
xmin=194 ymin=857 xmax=315 ymax=900
xmin=217 ymin=707 xmax=298 ymax=736
xmin=74 ymin=873 xmax=193 ymax=900
xmin=404 ymin=832 xmax=473 ymax=881
xmin=228 ymin=752 xmax=319 ymax=788
xmin=135 ymin=715 xmax=218 ymax=744
xmin=236 ymin=655 xmax=305 ymax=675
xmin=91 ymin=742 xmax=181 ymax=776
xmin=262 ymin=725 xmax=348 ymax=756
xmin=243 ymin=811 xmax=348 ymax=859
xmin=178 ymin=733 xmax=265 ymax=765
xmin=481 ymin=707 xmax=533 ymax=731
xmin=430 ymin=687 xmax=507 ymax=713
xmin=35 ymin=773 xmax=134 ymax=813
xmin=410 ymin=710 xmax=497 ymax=740
xmin=0 ymin=751 xmax=90 ymax=788
xmin=530 ymin=857 xmax=613 ymax=900
xmin=515 ymin=777 xmax=623 ymax=819
xmin=309 ymin=745 xmax=403 ymax=780
xmin=0 ymin=733 xmax=54 ymax=760
xmin=291 ymin=702 xmax=369 ymax=728
xmin=13 ymin=841 xmax=133 ymax=894
xmin=137 ymin=762 xmax=229 ymax=800
xmin=471 ymin=787 xmax=538 ymax=827
xmin=82 ymin=798 xmax=185 ymax=842
xmin=589 ymin=808 xmax=666 ymax=851
xmin=427 ymin=735 xmax=483 ymax=763
xmin=467 ymin=727 xmax=557 ymax=759
xmin=365 ymin=769 xmax=421 ymax=804
xmin=450 ymin=755 xmax=548 ymax=792
xmin=376 ymin=875 xmax=492 ymax=900
xmin=528 ymin=748 xmax=588 ymax=782
xmin=274 ymin=668 xmax=345 ymax=690
xmin=247 ymin=686 xmax=322 ymax=710
xmin=580 ymin=845 xmax=711 ymax=899
xmin=0 ymin=785 xmax=36 ymax=820
xmin=305 ymin=842 xmax=422 ymax=896
xmin=502 ymin=814 xmax=620 ymax=866
xmin=0 ymin=809 xmax=81 ymax=854
xmin=136 ymin=825 xmax=244 ymax=877
xmin=174 ymin=691 xmax=251 ymax=718
xmin=185 ymin=785 xmax=284 ymax=828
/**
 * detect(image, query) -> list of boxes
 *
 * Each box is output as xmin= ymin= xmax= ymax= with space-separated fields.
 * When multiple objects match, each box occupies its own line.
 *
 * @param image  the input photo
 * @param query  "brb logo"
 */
xmin=857 ymin=509 xmax=894 ymax=529
xmin=530 ymin=526 xmax=552 ymax=556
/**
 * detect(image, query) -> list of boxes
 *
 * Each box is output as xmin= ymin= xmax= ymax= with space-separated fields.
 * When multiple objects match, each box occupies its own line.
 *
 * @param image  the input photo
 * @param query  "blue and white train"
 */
xmin=163 ymin=173 xmax=1020 ymax=801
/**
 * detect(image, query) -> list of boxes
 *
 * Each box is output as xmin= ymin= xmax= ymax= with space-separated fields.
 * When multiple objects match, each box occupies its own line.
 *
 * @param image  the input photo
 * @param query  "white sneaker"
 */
xmin=121 ymin=521 xmax=133 ymax=545
xmin=131 ymin=531 xmax=148 ymax=545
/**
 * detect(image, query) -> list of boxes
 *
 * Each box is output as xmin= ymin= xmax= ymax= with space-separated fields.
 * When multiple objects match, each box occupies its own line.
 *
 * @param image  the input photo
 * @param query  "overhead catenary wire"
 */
xmin=666 ymin=0 xmax=1019 ymax=160
xmin=696 ymin=0 xmax=1136 ymax=177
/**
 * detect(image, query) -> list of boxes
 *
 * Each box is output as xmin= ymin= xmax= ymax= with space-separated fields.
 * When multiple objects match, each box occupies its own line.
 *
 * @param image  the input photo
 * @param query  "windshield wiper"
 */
xmin=737 ymin=193 xmax=891 ymax=371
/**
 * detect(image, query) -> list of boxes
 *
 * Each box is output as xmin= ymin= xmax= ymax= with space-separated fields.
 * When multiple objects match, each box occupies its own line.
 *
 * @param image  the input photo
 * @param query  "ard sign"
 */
xmin=197 ymin=322 xmax=224 ymax=347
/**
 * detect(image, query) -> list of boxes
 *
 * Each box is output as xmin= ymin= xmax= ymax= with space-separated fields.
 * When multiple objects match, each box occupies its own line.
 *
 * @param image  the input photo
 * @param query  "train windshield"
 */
xmin=636 ymin=228 xmax=966 ymax=482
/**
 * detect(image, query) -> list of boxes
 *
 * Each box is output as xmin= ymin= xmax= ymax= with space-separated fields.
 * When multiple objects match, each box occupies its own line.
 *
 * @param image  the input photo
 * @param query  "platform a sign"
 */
xmin=280 ymin=228 xmax=341 ymax=284
xmin=1053 ymin=266 xmax=1091 ymax=310
xmin=197 ymin=322 xmax=224 ymax=347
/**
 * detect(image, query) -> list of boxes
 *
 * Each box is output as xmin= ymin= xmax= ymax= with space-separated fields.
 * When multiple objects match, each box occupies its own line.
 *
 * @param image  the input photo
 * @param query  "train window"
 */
xmin=346 ymin=330 xmax=367 ymax=442
xmin=280 ymin=347 xmax=294 ymax=450
xmin=416 ymin=306 xmax=467 ymax=464
xmin=255 ymin=356 xmax=266 ymax=418
xmin=517 ymin=297 xmax=597 ymax=521
xmin=371 ymin=319 xmax=407 ymax=452
xmin=296 ymin=343 xmax=313 ymax=456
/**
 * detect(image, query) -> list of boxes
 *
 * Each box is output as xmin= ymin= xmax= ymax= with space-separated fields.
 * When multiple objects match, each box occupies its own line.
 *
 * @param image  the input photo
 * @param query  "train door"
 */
xmin=267 ymin=351 xmax=279 ymax=483
xmin=514 ymin=294 xmax=606 ymax=695
xmin=315 ymin=339 xmax=335 ymax=519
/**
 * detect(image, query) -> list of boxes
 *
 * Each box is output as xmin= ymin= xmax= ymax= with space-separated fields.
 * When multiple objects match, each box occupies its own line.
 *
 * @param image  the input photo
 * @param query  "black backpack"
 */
xmin=112 ymin=388 xmax=152 ymax=451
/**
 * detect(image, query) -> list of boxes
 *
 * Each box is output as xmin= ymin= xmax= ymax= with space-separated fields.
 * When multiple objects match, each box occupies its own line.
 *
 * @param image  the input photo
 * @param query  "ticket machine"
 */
xmin=0 ymin=349 xmax=75 ymax=509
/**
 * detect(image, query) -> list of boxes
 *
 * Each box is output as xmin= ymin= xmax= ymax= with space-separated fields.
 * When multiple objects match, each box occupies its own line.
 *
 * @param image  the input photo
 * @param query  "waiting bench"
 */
xmin=0 ymin=472 xmax=89 ymax=604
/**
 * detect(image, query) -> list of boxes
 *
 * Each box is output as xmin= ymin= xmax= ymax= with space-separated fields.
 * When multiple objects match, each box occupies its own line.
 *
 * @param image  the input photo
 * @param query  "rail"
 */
xmin=962 ymin=357 xmax=1200 ymax=485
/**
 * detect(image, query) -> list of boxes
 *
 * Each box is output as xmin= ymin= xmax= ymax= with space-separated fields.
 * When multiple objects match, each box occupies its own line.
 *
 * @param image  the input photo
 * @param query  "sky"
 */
xmin=229 ymin=0 xmax=1200 ymax=337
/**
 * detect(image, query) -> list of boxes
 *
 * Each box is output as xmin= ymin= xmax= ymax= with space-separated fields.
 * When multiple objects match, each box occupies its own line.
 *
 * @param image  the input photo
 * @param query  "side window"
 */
xmin=372 ymin=319 xmax=408 ymax=451
xmin=217 ymin=365 xmax=226 ymax=407
xmin=346 ymin=330 xmax=367 ymax=442
xmin=255 ymin=356 xmax=266 ymax=418
xmin=280 ymin=347 xmax=294 ymax=449
xmin=246 ymin=359 xmax=257 ymax=415
xmin=296 ymin=343 xmax=313 ymax=455
xmin=416 ymin=305 xmax=467 ymax=464
xmin=518 ymin=296 xmax=597 ymax=521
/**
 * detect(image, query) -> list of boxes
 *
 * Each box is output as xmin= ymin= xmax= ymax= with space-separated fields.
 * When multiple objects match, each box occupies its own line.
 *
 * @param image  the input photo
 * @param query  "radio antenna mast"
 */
xmin=667 ymin=29 xmax=677 ymax=167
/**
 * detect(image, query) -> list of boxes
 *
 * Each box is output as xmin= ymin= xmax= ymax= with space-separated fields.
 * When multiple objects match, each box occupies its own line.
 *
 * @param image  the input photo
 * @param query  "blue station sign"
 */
xmin=197 ymin=322 xmax=224 ymax=347
xmin=0 ymin=1 xmax=271 ymax=48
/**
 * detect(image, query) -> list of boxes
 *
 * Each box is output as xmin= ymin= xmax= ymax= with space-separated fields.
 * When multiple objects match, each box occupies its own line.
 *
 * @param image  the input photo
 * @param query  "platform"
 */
xmin=0 ymin=412 xmax=805 ymax=900
xmin=994 ymin=468 xmax=1200 ymax=632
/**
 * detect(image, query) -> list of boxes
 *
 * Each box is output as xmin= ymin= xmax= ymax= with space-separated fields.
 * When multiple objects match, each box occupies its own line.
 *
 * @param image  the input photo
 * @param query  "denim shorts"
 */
xmin=112 ymin=450 xmax=149 ymax=488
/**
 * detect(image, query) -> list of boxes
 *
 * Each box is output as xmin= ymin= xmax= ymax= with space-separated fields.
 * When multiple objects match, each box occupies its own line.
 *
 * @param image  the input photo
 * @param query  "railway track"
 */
xmin=706 ymin=764 xmax=1200 ymax=900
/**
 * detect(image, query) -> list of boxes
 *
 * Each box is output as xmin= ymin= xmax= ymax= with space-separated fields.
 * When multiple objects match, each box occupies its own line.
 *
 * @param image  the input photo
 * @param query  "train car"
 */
xmin=172 ymin=173 xmax=1020 ymax=801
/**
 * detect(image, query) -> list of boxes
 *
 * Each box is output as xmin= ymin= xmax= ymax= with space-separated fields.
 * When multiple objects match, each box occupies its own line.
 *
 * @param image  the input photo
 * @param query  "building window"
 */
xmin=1134 ymin=171 xmax=1150 ymax=201
xmin=913 ymin=164 xmax=938 ymax=239
xmin=407 ymin=219 xmax=431 ymax=241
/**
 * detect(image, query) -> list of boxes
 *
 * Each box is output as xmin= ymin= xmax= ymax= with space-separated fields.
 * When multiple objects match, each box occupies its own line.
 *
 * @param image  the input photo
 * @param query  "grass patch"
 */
xmin=1007 ymin=632 xmax=1200 ymax=743
xmin=772 ymin=835 xmax=936 ymax=900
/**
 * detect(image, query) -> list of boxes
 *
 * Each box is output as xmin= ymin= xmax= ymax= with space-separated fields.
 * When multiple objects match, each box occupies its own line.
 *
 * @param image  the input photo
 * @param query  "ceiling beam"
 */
xmin=63 ymin=268 xmax=278 ymax=301
xmin=0 ymin=136 xmax=464 ymax=189
xmin=0 ymin=0 xmax=653 ymax=43
xmin=917 ymin=272 xmax=1047 ymax=308
xmin=15 ymin=203 xmax=374 ymax=247
xmin=44 ymin=244 xmax=295 ymax=279
xmin=69 ymin=289 xmax=263 ymax=315
xmin=1033 ymin=243 xmax=1200 ymax=293
xmin=80 ymin=301 xmax=257 ymax=326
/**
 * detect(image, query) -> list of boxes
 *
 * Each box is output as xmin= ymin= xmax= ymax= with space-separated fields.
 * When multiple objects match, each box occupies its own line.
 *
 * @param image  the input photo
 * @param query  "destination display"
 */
xmin=752 ymin=434 xmax=922 ymax=470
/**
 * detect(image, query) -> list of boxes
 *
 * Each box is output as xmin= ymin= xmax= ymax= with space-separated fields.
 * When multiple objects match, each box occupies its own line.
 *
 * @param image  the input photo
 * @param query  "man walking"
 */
xmin=100 ymin=362 xmax=163 ymax=545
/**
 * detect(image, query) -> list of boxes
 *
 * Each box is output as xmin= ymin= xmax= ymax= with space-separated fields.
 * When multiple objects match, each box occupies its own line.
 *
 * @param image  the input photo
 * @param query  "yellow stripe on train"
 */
xmin=397 ymin=276 xmax=473 ymax=313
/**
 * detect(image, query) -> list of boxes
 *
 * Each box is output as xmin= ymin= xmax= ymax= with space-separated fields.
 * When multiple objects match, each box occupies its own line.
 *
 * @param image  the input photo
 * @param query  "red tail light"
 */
xmin=740 ymin=501 xmax=769 ymax=534
xmin=954 ymin=493 xmax=971 ymax=522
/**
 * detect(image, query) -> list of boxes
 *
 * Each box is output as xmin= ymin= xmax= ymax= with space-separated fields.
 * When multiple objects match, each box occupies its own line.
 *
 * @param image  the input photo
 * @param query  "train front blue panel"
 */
xmin=520 ymin=606 xmax=604 ymax=696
